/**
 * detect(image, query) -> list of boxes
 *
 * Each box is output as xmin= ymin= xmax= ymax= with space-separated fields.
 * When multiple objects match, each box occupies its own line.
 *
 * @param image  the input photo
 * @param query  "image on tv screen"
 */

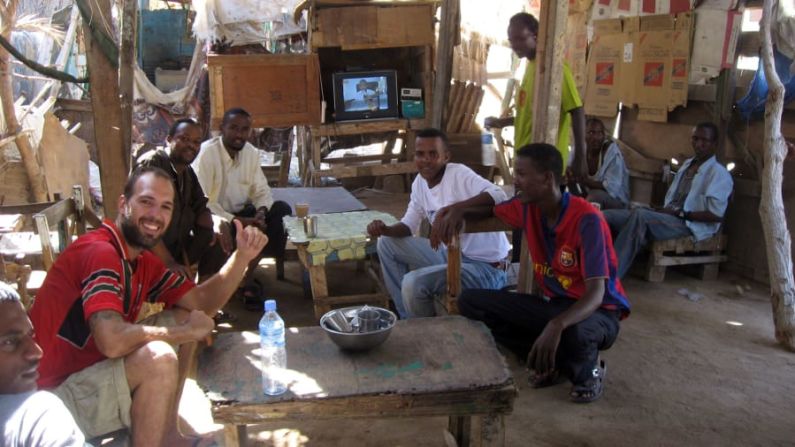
xmin=341 ymin=76 xmax=389 ymax=112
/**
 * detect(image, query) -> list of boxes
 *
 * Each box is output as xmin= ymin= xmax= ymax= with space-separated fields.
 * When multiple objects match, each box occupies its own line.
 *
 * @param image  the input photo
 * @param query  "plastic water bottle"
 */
xmin=259 ymin=299 xmax=287 ymax=396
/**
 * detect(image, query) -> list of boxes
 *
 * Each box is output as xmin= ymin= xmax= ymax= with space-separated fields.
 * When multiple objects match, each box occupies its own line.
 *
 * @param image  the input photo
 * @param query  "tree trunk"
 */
xmin=759 ymin=0 xmax=795 ymax=351
xmin=0 ymin=0 xmax=49 ymax=202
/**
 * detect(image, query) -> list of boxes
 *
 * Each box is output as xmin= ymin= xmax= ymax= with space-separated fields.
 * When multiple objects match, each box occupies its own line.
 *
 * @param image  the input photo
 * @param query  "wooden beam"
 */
xmin=530 ymin=0 xmax=568 ymax=145
xmin=119 ymin=0 xmax=137 ymax=170
xmin=431 ymin=0 xmax=459 ymax=129
xmin=84 ymin=0 xmax=128 ymax=218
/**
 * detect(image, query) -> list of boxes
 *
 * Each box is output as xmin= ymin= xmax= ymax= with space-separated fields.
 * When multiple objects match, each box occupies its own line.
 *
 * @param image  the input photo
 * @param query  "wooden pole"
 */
xmin=83 ymin=0 xmax=128 ymax=218
xmin=0 ymin=0 xmax=48 ymax=202
xmin=759 ymin=0 xmax=795 ymax=351
xmin=431 ymin=0 xmax=459 ymax=130
xmin=530 ymin=0 xmax=568 ymax=145
xmin=119 ymin=0 xmax=136 ymax=166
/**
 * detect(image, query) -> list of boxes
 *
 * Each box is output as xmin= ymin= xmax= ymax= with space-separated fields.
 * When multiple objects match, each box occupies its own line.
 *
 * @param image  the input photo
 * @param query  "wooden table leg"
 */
xmin=297 ymin=246 xmax=330 ymax=320
xmin=477 ymin=414 xmax=505 ymax=447
xmin=448 ymin=415 xmax=472 ymax=446
xmin=223 ymin=424 xmax=247 ymax=447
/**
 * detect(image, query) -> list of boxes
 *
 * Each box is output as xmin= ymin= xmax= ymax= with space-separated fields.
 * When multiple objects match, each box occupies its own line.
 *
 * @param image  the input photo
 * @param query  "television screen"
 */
xmin=341 ymin=76 xmax=390 ymax=113
xmin=332 ymin=70 xmax=399 ymax=122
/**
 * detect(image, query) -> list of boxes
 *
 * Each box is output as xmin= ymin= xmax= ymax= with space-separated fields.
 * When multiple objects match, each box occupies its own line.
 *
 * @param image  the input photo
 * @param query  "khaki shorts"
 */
xmin=52 ymin=311 xmax=178 ymax=438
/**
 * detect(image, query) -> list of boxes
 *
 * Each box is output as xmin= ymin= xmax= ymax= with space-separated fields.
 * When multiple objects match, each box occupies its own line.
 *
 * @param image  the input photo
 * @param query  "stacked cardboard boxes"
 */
xmin=585 ymin=13 xmax=694 ymax=121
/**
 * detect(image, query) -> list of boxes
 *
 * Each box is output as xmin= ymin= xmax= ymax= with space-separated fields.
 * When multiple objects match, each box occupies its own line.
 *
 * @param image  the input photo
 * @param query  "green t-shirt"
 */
xmin=514 ymin=61 xmax=583 ymax=167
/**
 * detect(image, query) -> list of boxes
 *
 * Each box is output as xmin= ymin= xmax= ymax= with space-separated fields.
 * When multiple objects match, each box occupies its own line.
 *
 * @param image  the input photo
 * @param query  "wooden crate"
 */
xmin=311 ymin=4 xmax=435 ymax=50
xmin=208 ymin=54 xmax=321 ymax=128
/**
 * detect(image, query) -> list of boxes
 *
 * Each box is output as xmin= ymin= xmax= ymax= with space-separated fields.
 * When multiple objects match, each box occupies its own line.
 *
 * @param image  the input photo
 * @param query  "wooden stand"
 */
xmin=645 ymin=234 xmax=728 ymax=282
xmin=303 ymin=1 xmax=436 ymax=185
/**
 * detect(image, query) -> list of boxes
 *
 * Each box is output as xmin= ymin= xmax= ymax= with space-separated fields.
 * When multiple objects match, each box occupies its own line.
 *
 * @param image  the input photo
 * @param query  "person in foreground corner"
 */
xmin=440 ymin=143 xmax=630 ymax=403
xmin=602 ymin=122 xmax=733 ymax=279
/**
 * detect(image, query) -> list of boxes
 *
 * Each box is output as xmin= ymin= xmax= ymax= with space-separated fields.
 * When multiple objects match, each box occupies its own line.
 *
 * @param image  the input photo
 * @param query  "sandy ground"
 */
xmin=179 ymin=189 xmax=795 ymax=446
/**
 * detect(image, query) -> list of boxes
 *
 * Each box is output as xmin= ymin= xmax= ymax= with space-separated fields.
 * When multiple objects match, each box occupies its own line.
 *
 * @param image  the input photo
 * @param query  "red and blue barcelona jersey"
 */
xmin=495 ymin=193 xmax=630 ymax=318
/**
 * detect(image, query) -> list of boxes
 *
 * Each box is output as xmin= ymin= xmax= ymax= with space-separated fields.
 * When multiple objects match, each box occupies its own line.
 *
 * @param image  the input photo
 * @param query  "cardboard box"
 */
xmin=585 ymin=19 xmax=624 ymax=117
xmin=634 ymin=15 xmax=674 ymax=108
xmin=689 ymin=8 xmax=742 ymax=81
xmin=619 ymin=16 xmax=640 ymax=106
xmin=669 ymin=12 xmax=693 ymax=109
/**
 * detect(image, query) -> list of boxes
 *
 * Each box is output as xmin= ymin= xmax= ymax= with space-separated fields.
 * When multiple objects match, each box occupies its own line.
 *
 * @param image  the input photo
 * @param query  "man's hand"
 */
xmin=211 ymin=220 xmax=234 ymax=255
xmin=184 ymin=309 xmax=215 ymax=341
xmin=484 ymin=116 xmax=510 ymax=129
xmin=367 ymin=219 xmax=388 ymax=238
xmin=233 ymin=219 xmax=268 ymax=262
xmin=429 ymin=206 xmax=464 ymax=250
xmin=527 ymin=320 xmax=564 ymax=377
xmin=166 ymin=260 xmax=192 ymax=279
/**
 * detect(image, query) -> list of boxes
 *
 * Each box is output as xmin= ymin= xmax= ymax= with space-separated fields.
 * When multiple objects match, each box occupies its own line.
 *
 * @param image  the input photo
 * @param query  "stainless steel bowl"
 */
xmin=320 ymin=306 xmax=397 ymax=351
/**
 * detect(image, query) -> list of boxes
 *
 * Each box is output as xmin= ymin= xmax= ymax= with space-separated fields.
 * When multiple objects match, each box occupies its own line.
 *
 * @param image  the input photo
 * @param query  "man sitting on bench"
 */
xmin=439 ymin=143 xmax=630 ymax=403
xmin=602 ymin=122 xmax=733 ymax=279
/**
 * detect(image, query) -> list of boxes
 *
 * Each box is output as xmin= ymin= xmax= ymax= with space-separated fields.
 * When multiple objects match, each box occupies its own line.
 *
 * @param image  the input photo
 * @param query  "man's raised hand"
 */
xmin=234 ymin=219 xmax=268 ymax=261
xmin=367 ymin=219 xmax=387 ymax=238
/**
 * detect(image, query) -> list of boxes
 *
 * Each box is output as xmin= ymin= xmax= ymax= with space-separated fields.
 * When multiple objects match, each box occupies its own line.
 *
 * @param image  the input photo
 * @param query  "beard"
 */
xmin=120 ymin=215 xmax=161 ymax=250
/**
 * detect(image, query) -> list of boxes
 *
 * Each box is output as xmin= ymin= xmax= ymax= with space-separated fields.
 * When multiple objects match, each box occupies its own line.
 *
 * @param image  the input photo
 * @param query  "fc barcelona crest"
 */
xmin=559 ymin=248 xmax=576 ymax=268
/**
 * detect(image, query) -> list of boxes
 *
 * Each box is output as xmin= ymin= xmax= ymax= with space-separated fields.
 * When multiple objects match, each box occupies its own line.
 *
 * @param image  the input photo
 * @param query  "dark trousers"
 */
xmin=458 ymin=289 xmax=620 ymax=385
xmin=201 ymin=201 xmax=292 ymax=275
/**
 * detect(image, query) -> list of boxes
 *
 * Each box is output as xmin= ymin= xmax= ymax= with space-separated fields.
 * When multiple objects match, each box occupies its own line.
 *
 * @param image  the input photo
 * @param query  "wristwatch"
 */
xmin=677 ymin=210 xmax=689 ymax=220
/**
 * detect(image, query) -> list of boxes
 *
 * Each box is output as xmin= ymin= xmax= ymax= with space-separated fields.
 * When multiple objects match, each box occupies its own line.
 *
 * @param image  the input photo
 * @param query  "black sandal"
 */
xmin=570 ymin=360 xmax=606 ymax=403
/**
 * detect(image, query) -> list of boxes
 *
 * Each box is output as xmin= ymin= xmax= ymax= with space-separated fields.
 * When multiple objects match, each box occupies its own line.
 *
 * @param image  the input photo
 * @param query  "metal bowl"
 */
xmin=320 ymin=306 xmax=397 ymax=351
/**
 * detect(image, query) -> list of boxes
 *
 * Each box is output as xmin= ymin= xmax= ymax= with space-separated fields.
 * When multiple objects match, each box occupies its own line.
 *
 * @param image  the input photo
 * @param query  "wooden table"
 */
xmin=198 ymin=316 xmax=516 ymax=446
xmin=284 ymin=210 xmax=396 ymax=319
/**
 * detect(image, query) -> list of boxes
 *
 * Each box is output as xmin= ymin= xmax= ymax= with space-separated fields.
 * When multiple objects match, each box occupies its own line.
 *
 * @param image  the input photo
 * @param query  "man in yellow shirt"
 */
xmin=486 ymin=12 xmax=587 ymax=177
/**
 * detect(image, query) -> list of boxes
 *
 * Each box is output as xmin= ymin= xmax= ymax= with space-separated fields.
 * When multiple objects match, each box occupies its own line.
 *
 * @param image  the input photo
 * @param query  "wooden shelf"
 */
xmin=311 ymin=161 xmax=417 ymax=181
xmin=310 ymin=118 xmax=428 ymax=137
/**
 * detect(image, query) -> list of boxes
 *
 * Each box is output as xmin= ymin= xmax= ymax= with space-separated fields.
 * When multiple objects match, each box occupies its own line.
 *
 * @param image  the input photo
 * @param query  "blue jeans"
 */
xmin=603 ymin=208 xmax=692 ymax=278
xmin=376 ymin=236 xmax=506 ymax=318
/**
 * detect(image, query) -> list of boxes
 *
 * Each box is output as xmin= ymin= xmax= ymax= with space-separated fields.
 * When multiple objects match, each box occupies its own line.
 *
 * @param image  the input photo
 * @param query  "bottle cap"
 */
xmin=264 ymin=299 xmax=276 ymax=312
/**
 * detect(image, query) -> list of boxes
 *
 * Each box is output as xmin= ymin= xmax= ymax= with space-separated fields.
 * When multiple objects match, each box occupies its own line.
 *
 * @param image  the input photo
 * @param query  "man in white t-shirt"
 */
xmin=366 ymin=128 xmax=510 ymax=318
xmin=0 ymin=282 xmax=86 ymax=447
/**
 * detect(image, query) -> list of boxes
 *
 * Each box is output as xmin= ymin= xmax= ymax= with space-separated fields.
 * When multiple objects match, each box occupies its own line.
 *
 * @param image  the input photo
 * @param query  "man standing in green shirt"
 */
xmin=486 ymin=12 xmax=587 ymax=177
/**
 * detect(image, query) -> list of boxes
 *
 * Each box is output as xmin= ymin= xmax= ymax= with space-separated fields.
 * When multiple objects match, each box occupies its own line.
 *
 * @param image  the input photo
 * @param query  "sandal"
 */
xmin=528 ymin=370 xmax=566 ymax=389
xmin=240 ymin=279 xmax=264 ymax=311
xmin=570 ymin=360 xmax=606 ymax=403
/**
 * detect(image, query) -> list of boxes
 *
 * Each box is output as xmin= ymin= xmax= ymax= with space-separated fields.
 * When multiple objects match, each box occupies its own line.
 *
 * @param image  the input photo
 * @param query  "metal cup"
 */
xmin=303 ymin=215 xmax=318 ymax=238
xmin=325 ymin=309 xmax=353 ymax=333
xmin=357 ymin=307 xmax=381 ymax=333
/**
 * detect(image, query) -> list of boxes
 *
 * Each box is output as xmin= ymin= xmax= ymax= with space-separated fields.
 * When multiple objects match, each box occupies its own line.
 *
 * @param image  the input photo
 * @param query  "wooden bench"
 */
xmin=645 ymin=233 xmax=728 ymax=282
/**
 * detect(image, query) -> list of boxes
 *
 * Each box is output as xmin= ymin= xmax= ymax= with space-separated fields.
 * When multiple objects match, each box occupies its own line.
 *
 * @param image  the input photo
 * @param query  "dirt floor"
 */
xmin=179 ymin=189 xmax=795 ymax=446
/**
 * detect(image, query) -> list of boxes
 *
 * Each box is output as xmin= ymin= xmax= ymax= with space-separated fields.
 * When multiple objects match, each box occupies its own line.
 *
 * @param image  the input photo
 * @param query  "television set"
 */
xmin=332 ymin=70 xmax=399 ymax=122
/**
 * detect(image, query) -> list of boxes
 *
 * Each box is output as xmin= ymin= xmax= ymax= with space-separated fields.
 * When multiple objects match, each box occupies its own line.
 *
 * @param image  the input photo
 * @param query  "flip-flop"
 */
xmin=570 ymin=360 xmax=606 ymax=404
xmin=528 ymin=370 xmax=566 ymax=389
xmin=240 ymin=280 xmax=264 ymax=311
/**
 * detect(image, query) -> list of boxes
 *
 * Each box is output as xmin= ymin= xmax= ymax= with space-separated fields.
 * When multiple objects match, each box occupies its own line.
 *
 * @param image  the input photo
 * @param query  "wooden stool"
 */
xmin=645 ymin=233 xmax=728 ymax=282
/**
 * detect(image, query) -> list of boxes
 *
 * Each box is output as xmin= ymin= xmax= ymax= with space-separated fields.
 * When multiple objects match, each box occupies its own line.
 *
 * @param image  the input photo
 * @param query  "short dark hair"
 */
xmin=516 ymin=143 xmax=563 ymax=183
xmin=221 ymin=108 xmax=251 ymax=126
xmin=509 ymin=12 xmax=539 ymax=34
xmin=167 ymin=118 xmax=199 ymax=138
xmin=124 ymin=166 xmax=174 ymax=199
xmin=695 ymin=122 xmax=719 ymax=142
xmin=416 ymin=128 xmax=449 ymax=148
xmin=586 ymin=117 xmax=606 ymax=131
xmin=0 ymin=282 xmax=20 ymax=303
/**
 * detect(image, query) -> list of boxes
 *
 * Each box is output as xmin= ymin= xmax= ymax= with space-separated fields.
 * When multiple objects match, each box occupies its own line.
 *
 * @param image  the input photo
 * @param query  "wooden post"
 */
xmin=431 ymin=0 xmax=459 ymax=129
xmin=530 ymin=0 xmax=568 ymax=145
xmin=119 ymin=0 xmax=137 ymax=167
xmin=759 ymin=0 xmax=795 ymax=351
xmin=0 ymin=0 xmax=49 ymax=202
xmin=83 ymin=0 xmax=128 ymax=218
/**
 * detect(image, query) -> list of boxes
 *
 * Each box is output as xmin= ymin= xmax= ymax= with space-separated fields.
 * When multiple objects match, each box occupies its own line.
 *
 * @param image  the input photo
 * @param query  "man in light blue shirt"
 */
xmin=578 ymin=118 xmax=630 ymax=209
xmin=603 ymin=122 xmax=733 ymax=279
